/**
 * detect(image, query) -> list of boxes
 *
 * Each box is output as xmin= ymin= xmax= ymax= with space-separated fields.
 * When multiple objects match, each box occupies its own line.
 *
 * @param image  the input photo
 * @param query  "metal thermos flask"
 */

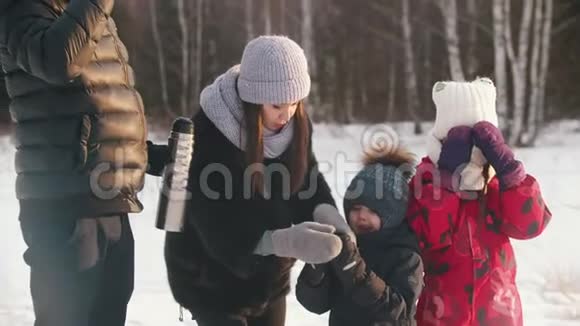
xmin=155 ymin=117 xmax=194 ymax=232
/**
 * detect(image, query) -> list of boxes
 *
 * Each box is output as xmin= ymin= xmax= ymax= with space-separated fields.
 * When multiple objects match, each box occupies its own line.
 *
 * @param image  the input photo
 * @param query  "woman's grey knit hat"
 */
xmin=237 ymin=35 xmax=311 ymax=105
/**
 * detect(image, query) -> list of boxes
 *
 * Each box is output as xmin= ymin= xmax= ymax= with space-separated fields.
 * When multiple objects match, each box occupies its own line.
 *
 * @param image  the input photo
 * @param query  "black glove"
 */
xmin=296 ymin=263 xmax=334 ymax=314
xmin=146 ymin=140 xmax=170 ymax=176
xmin=299 ymin=263 xmax=330 ymax=287
xmin=330 ymin=234 xmax=367 ymax=294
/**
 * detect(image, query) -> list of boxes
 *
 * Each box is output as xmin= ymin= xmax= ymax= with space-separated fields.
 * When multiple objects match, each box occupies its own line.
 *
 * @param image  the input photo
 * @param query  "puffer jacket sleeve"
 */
xmin=1 ymin=0 xmax=113 ymax=84
xmin=296 ymin=263 xmax=334 ymax=314
xmin=407 ymin=172 xmax=460 ymax=252
xmin=353 ymin=251 xmax=424 ymax=323
xmin=489 ymin=175 xmax=552 ymax=240
xmin=290 ymin=121 xmax=336 ymax=224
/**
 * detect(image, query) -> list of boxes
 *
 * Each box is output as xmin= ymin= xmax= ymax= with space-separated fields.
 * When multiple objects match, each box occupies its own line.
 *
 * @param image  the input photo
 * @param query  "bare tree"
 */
xmin=524 ymin=0 xmax=554 ymax=145
xmin=401 ymin=0 xmax=422 ymax=134
xmin=246 ymin=0 xmax=254 ymax=41
xmin=416 ymin=1 xmax=433 ymax=106
xmin=387 ymin=45 xmax=397 ymax=121
xmin=177 ymin=0 xmax=190 ymax=116
xmin=149 ymin=0 xmax=171 ymax=117
xmin=280 ymin=0 xmax=287 ymax=34
xmin=264 ymin=0 xmax=272 ymax=34
xmin=504 ymin=0 xmax=534 ymax=145
xmin=527 ymin=0 xmax=544 ymax=145
xmin=437 ymin=0 xmax=465 ymax=81
xmin=465 ymin=0 xmax=479 ymax=78
xmin=422 ymin=28 xmax=432 ymax=90
xmin=190 ymin=0 xmax=204 ymax=115
xmin=493 ymin=0 xmax=508 ymax=129
xmin=346 ymin=72 xmax=355 ymax=123
xmin=301 ymin=0 xmax=319 ymax=118
xmin=110 ymin=0 xmax=577 ymax=128
xmin=537 ymin=0 xmax=553 ymax=130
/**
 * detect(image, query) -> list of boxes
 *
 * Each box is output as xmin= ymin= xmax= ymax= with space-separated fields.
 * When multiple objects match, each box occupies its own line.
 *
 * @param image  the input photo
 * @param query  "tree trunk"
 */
xmin=245 ymin=0 xmax=254 ymax=41
xmin=493 ymin=0 xmax=508 ymax=129
xmin=524 ymin=0 xmax=554 ymax=145
xmin=401 ymin=0 xmax=422 ymax=134
xmin=264 ymin=0 xmax=272 ymax=35
xmin=537 ymin=0 xmax=553 ymax=130
xmin=327 ymin=55 xmax=338 ymax=123
xmin=334 ymin=48 xmax=345 ymax=123
xmin=358 ymin=45 xmax=368 ymax=116
xmin=466 ymin=0 xmax=478 ymax=78
xmin=525 ymin=0 xmax=544 ymax=145
xmin=504 ymin=0 xmax=534 ymax=146
xmin=422 ymin=25 xmax=432 ymax=112
xmin=346 ymin=75 xmax=355 ymax=123
xmin=280 ymin=0 xmax=286 ymax=34
xmin=177 ymin=0 xmax=190 ymax=116
xmin=387 ymin=46 xmax=397 ymax=121
xmin=190 ymin=0 xmax=203 ymax=116
xmin=344 ymin=45 xmax=355 ymax=123
xmin=438 ymin=0 xmax=465 ymax=81
xmin=301 ymin=0 xmax=319 ymax=119
xmin=148 ymin=0 xmax=171 ymax=117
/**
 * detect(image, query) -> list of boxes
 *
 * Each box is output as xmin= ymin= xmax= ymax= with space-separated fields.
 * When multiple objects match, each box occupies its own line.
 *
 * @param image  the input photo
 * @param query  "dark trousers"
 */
xmin=195 ymin=297 xmax=287 ymax=326
xmin=20 ymin=214 xmax=134 ymax=326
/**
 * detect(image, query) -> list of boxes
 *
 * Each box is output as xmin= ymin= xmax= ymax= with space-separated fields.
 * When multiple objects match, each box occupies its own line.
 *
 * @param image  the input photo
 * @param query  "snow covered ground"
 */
xmin=1 ymin=120 xmax=580 ymax=326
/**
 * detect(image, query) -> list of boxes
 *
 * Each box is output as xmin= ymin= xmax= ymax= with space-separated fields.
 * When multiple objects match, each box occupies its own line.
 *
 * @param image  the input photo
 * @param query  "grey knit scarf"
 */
xmin=200 ymin=65 xmax=294 ymax=159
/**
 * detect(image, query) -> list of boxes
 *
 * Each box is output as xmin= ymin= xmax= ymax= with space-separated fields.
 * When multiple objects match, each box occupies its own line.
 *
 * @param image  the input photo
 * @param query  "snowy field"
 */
xmin=1 ymin=120 xmax=579 ymax=326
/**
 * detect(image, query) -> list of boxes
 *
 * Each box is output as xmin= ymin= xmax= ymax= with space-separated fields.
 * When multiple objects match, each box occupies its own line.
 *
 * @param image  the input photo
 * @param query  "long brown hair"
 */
xmin=243 ymin=101 xmax=310 ymax=196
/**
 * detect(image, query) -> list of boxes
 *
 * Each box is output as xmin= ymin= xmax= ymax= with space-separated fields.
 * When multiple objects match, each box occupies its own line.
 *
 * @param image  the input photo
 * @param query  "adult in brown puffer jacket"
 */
xmin=0 ymin=0 xmax=147 ymax=325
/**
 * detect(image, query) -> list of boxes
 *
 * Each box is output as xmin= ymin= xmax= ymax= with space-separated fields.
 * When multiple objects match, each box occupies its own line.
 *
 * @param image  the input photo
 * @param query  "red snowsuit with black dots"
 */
xmin=407 ymin=157 xmax=551 ymax=326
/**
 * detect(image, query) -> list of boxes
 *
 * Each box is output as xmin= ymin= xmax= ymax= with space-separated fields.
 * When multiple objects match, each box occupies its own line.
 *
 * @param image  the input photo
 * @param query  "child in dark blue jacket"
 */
xmin=296 ymin=148 xmax=424 ymax=326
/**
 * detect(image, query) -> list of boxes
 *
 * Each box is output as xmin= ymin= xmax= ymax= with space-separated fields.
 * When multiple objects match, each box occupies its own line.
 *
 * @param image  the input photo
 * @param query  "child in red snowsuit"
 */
xmin=407 ymin=78 xmax=551 ymax=326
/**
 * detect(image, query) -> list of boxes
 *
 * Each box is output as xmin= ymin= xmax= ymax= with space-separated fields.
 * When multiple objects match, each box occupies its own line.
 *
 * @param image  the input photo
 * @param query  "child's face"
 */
xmin=348 ymin=205 xmax=382 ymax=234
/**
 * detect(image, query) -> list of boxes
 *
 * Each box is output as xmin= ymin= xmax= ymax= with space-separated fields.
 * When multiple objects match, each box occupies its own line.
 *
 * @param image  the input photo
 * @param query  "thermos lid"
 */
xmin=172 ymin=117 xmax=194 ymax=134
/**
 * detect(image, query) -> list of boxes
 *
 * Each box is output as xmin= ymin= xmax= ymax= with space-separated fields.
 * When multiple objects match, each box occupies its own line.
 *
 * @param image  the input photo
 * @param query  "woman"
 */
xmin=160 ymin=36 xmax=352 ymax=326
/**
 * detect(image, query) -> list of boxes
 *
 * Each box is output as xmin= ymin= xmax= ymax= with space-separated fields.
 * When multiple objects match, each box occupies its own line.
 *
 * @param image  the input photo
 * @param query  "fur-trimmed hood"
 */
xmin=362 ymin=145 xmax=417 ymax=171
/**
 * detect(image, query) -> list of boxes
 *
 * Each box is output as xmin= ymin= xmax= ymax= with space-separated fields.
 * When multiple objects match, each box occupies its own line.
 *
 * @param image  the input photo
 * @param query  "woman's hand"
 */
xmin=313 ymin=204 xmax=356 ymax=243
xmin=254 ymin=222 xmax=343 ymax=264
